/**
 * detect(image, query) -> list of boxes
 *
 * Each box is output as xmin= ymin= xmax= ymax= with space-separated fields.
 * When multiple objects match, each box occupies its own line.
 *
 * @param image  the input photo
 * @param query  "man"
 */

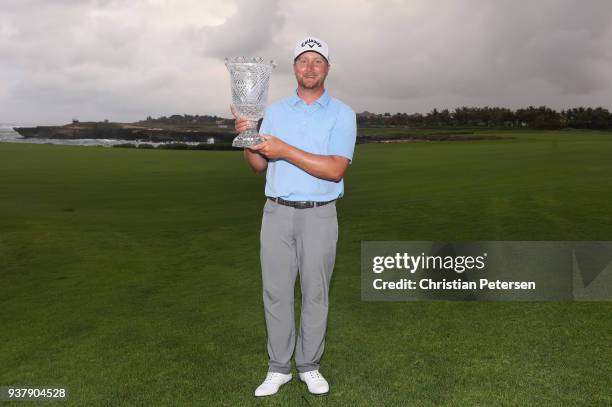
xmin=232 ymin=37 xmax=356 ymax=397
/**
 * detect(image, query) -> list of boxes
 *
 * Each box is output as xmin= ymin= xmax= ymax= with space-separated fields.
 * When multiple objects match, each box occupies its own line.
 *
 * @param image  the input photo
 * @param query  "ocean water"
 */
xmin=0 ymin=124 xmax=22 ymax=141
xmin=0 ymin=124 xmax=207 ymax=147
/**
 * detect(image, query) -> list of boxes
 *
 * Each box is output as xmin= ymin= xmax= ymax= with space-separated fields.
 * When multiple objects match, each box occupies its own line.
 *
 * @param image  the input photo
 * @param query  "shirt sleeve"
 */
xmin=328 ymin=105 xmax=357 ymax=163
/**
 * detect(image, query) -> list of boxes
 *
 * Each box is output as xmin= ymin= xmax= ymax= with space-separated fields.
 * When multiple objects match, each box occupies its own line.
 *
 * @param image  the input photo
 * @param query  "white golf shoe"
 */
xmin=254 ymin=371 xmax=292 ymax=397
xmin=299 ymin=370 xmax=329 ymax=395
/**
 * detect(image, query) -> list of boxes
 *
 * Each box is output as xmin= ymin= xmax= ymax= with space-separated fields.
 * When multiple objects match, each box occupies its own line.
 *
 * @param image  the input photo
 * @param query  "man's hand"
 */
xmin=230 ymin=104 xmax=255 ymax=133
xmin=231 ymin=104 xmax=269 ymax=173
xmin=249 ymin=135 xmax=289 ymax=160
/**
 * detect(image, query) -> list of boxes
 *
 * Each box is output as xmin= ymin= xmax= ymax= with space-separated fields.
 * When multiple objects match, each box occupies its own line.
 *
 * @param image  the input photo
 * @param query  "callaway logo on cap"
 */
xmin=294 ymin=36 xmax=329 ymax=62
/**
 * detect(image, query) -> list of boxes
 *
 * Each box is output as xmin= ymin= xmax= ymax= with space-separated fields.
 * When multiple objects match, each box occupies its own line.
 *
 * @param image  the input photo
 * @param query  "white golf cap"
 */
xmin=294 ymin=37 xmax=329 ymax=62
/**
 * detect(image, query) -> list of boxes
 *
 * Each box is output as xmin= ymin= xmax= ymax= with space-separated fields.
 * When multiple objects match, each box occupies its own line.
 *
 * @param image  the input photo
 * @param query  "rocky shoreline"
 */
xmin=12 ymin=123 xmax=507 ymax=145
xmin=12 ymin=124 xmax=236 ymax=144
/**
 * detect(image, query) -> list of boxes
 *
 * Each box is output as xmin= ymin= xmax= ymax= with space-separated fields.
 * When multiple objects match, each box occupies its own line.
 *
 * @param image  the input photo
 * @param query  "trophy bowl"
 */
xmin=225 ymin=56 xmax=276 ymax=148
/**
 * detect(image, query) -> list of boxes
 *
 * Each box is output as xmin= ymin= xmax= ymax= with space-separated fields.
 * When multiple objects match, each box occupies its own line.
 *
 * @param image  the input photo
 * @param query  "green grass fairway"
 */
xmin=1 ymin=129 xmax=611 ymax=406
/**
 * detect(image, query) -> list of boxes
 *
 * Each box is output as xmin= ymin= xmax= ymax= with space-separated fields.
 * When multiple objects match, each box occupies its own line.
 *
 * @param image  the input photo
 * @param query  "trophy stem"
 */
xmin=232 ymin=129 xmax=264 ymax=148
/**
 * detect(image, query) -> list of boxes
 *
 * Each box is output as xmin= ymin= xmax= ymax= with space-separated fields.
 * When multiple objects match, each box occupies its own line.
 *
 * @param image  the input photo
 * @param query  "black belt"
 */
xmin=267 ymin=197 xmax=335 ymax=209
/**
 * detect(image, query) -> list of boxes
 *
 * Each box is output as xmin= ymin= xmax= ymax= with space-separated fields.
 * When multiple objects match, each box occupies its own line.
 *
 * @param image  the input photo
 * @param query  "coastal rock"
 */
xmin=13 ymin=123 xmax=235 ymax=144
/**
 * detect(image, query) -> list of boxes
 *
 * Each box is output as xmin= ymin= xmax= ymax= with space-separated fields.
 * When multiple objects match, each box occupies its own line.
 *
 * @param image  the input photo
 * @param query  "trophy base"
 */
xmin=232 ymin=130 xmax=264 ymax=148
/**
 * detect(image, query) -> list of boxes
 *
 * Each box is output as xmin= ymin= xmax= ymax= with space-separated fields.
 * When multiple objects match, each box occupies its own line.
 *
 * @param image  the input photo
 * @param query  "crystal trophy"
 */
xmin=225 ymin=56 xmax=276 ymax=148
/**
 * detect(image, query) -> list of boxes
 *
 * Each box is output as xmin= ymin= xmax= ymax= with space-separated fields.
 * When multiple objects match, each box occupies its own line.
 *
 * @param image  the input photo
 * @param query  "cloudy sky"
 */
xmin=1 ymin=0 xmax=611 ymax=125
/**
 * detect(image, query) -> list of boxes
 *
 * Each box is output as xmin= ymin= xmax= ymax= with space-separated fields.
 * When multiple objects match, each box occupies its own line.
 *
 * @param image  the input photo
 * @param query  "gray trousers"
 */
xmin=260 ymin=198 xmax=338 ymax=374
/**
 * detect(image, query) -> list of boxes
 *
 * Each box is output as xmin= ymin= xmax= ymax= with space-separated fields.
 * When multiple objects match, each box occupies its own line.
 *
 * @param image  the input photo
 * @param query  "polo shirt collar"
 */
xmin=291 ymin=89 xmax=331 ymax=108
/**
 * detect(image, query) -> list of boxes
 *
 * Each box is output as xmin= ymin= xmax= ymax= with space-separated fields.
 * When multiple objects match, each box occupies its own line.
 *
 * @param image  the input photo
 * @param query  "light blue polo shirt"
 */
xmin=259 ymin=89 xmax=357 ymax=201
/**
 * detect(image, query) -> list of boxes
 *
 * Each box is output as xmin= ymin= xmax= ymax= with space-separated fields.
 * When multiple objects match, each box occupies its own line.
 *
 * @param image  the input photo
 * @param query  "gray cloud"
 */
xmin=196 ymin=0 xmax=285 ymax=58
xmin=331 ymin=0 xmax=612 ymax=104
xmin=1 ymin=0 xmax=611 ymax=125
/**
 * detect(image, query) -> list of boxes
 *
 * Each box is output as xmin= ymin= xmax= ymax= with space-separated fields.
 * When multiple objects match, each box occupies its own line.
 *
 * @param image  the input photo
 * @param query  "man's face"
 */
xmin=293 ymin=51 xmax=330 ymax=90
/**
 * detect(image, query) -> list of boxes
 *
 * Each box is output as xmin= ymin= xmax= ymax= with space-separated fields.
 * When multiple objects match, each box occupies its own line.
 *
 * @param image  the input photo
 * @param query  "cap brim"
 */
xmin=294 ymin=50 xmax=328 ymax=62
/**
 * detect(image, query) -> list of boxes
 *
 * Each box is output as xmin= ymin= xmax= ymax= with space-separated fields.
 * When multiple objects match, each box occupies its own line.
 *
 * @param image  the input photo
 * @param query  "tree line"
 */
xmin=140 ymin=114 xmax=232 ymax=125
xmin=358 ymin=106 xmax=612 ymax=129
